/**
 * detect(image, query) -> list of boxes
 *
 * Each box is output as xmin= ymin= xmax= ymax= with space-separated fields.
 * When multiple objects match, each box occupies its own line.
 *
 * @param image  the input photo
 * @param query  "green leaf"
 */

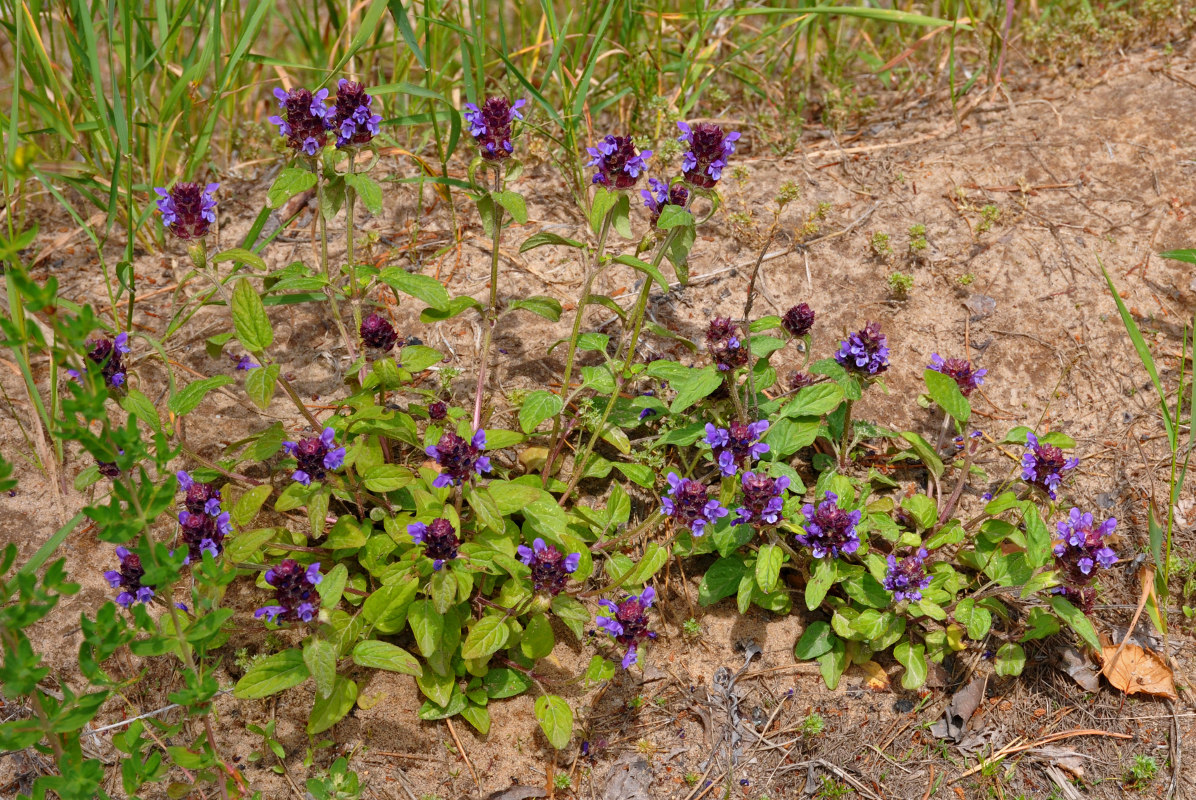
xmin=924 ymin=369 xmax=970 ymax=424
xmin=510 ymin=296 xmax=562 ymax=321
xmin=318 ymin=564 xmax=348 ymax=608
xmin=461 ymin=704 xmax=491 ymax=735
xmin=520 ymin=231 xmax=584 ymax=252
xmin=400 ymin=344 xmax=444 ymax=373
xmin=805 ymin=557 xmax=835 ymax=610
xmin=954 ymin=598 xmax=992 ymax=639
xmin=994 ymin=643 xmax=1026 ymax=677
xmin=245 ymin=363 xmax=279 ymax=410
xmin=534 ymin=695 xmax=573 ymax=749
xmin=231 ymin=278 xmax=274 ymax=352
xmin=234 ymin=650 xmax=309 ymax=699
xmin=168 ymin=375 xmax=234 ymax=416
xmin=1159 ymin=248 xmax=1196 ymax=264
xmin=764 ymin=417 xmax=819 ymax=459
xmin=1021 ymin=607 xmax=1061 ymax=641
xmin=615 ymin=462 xmax=655 ymax=488
xmin=493 ymin=190 xmax=528 ymax=224
xmin=362 ymin=581 xmax=419 ymax=634
xmin=351 ymin=641 xmax=421 ymax=675
xmin=755 ymin=544 xmax=783 ymax=594
xmin=408 ymin=600 xmax=443 ymax=657
xmin=519 ymin=390 xmax=563 ymax=433
xmin=794 ymin=621 xmax=835 ymax=660
xmin=344 ymin=172 xmax=383 ymax=215
xmin=894 ymin=640 xmax=928 ymax=690
xmin=670 ymin=364 xmax=723 ymax=414
xmin=267 ymin=167 xmax=317 ymax=209
xmin=483 ymin=667 xmax=533 ymax=699
xmin=121 ymin=389 xmax=161 ymax=433
xmin=418 ymin=687 xmax=468 ymax=720
xmin=211 ymin=247 xmax=268 ymax=273
xmin=550 ymin=595 xmax=589 ymax=639
xmin=224 ymin=527 xmax=277 ymax=562
xmin=628 ymin=543 xmax=670 ymax=585
xmin=230 ymin=486 xmax=272 ymax=529
xmin=487 ymin=480 xmax=545 ymax=514
xmin=784 ymin=383 xmax=844 ymax=417
xmin=817 ymin=638 xmax=847 ymax=690
xmin=461 ymin=615 xmax=510 ymax=660
xmin=1050 ymin=596 xmax=1101 ymax=650
xmin=419 ymin=295 xmax=483 ymax=323
xmin=417 ymin=665 xmax=455 ymax=707
xmin=901 ymin=494 xmax=937 ymax=530
xmin=361 ymin=465 xmax=413 ymax=492
xmin=610 ymin=193 xmax=632 ymax=239
xmin=379 ymin=268 xmax=450 ymax=311
xmin=1023 ymin=505 xmax=1052 ymax=569
xmin=698 ymin=556 xmax=748 ymax=605
xmin=521 ymin=614 xmax=555 ymax=660
xmin=656 ymin=205 xmax=694 ymax=230
xmin=304 ymin=638 xmax=338 ymax=699
xmin=583 ymin=655 xmax=616 ymax=686
xmin=612 ymin=254 xmax=670 ymax=293
xmin=307 ymin=676 xmax=357 ymax=735
xmin=899 ymin=431 xmax=944 ymax=478
xmin=589 ymin=186 xmax=618 ymax=234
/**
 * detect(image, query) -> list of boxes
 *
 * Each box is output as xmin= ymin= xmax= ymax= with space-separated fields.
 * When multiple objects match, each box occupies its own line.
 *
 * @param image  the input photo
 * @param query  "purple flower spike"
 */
xmin=782 ymin=303 xmax=815 ymax=338
xmin=586 ymin=135 xmax=651 ymax=190
xmin=178 ymin=507 xmax=229 ymax=563
xmin=233 ymin=354 xmax=260 ymax=371
xmin=516 ymin=537 xmax=580 ymax=596
xmin=75 ymin=334 xmax=131 ymax=389
xmin=360 ymin=312 xmax=399 ymax=350
xmin=796 ymin=491 xmax=862 ymax=559
xmin=154 ymin=182 xmax=219 ymax=241
xmin=676 ymin=121 xmax=740 ymax=188
xmin=256 ymin=559 xmax=322 ymax=624
xmin=408 ymin=519 xmax=460 ymax=569
xmin=662 ymin=472 xmax=728 ymax=537
xmin=1021 ymin=432 xmax=1079 ymax=500
xmin=929 ymin=353 xmax=986 ymax=396
xmin=106 ymin=547 xmax=155 ymax=607
xmin=884 ymin=548 xmax=932 ymax=603
xmin=706 ymin=317 xmax=748 ymax=372
xmin=596 ymin=587 xmax=657 ymax=670
xmin=426 ymin=429 xmax=490 ymax=487
xmin=270 ymin=87 xmax=333 ymax=156
xmin=1052 ymin=508 xmax=1116 ymax=611
xmin=177 ymin=471 xmax=223 ymax=517
xmin=834 ymin=321 xmax=889 ymax=375
xmin=332 ymin=79 xmax=381 ymax=148
xmin=463 ymin=97 xmax=526 ymax=161
xmin=705 ymin=420 xmax=770 ymax=477
xmin=282 ymin=427 xmax=346 ymax=486
xmin=641 ymin=178 xmax=689 ymax=224
xmin=733 ymin=472 xmax=790 ymax=528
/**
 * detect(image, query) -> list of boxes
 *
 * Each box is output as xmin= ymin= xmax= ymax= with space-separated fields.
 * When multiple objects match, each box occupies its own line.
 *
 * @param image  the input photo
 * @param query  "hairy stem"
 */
xmin=838 ymin=399 xmax=854 ymax=469
xmin=472 ymin=168 xmax=505 ymax=432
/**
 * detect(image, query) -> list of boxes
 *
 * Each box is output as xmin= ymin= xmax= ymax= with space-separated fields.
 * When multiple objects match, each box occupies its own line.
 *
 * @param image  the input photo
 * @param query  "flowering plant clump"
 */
xmin=835 ymin=321 xmax=889 ymax=375
xmin=104 ymin=547 xmax=155 ymax=607
xmin=255 ymin=560 xmax=323 ymax=623
xmin=517 ymin=538 xmax=580 ymax=595
xmin=796 ymin=492 xmax=861 ymax=559
xmin=1022 ymin=432 xmax=1079 ymax=499
xmin=425 ymin=429 xmax=491 ymax=487
xmin=585 ymin=135 xmax=651 ymax=189
xmin=662 ymin=473 xmax=728 ymax=536
xmin=641 ymin=178 xmax=689 ymax=223
xmin=408 ymin=518 xmax=460 ymax=570
xmin=884 ymin=548 xmax=932 ymax=602
xmin=69 ymin=333 xmax=131 ymax=388
xmin=270 ymin=86 xmax=333 ymax=156
xmin=929 ymin=353 xmax=986 ymax=396
xmin=360 ymin=312 xmax=399 ymax=351
xmin=781 ymin=303 xmax=815 ymax=338
xmin=332 ymin=79 xmax=381 ymax=148
xmin=705 ymin=420 xmax=769 ymax=476
xmin=597 ymin=587 xmax=657 ymax=669
xmin=1053 ymin=509 xmax=1117 ymax=611
xmin=154 ymin=182 xmax=218 ymax=240
xmin=463 ymin=96 xmax=526 ymax=160
xmin=706 ymin=316 xmax=748 ymax=371
xmin=733 ymin=472 xmax=789 ymax=528
xmin=677 ymin=121 xmax=740 ymax=188
xmin=283 ymin=427 xmax=346 ymax=486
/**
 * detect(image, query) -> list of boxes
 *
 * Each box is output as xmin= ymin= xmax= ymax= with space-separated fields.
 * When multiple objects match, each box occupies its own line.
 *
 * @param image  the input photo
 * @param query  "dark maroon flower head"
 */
xmin=928 ymin=354 xmax=986 ymax=397
xmin=796 ymin=491 xmax=862 ymax=559
xmin=884 ymin=548 xmax=932 ymax=602
xmin=104 ymin=547 xmax=156 ymax=607
xmin=255 ymin=560 xmax=323 ymax=623
xmin=782 ymin=303 xmax=815 ymax=338
xmin=425 ymin=430 xmax=491 ymax=487
xmin=733 ymin=472 xmax=790 ymax=528
xmin=662 ymin=473 xmax=728 ymax=536
xmin=282 ymin=428 xmax=345 ymax=487
xmin=408 ymin=518 xmax=460 ymax=569
xmin=97 ymin=458 xmax=122 ymax=479
xmin=835 ymin=321 xmax=889 ymax=375
xmin=641 ymin=178 xmax=689 ymax=224
xmin=517 ymin=538 xmax=581 ymax=595
xmin=427 ymin=401 xmax=448 ymax=420
xmin=332 ymin=79 xmax=381 ymax=148
xmin=154 ymin=182 xmax=218 ymax=241
xmin=70 ymin=333 xmax=131 ymax=389
xmin=463 ymin=97 xmax=526 ymax=161
xmin=1021 ymin=432 xmax=1079 ymax=500
xmin=789 ymin=371 xmax=815 ymax=391
xmin=176 ymin=471 xmax=222 ymax=515
xmin=269 ymin=87 xmax=333 ymax=157
xmin=597 ymin=587 xmax=657 ymax=669
xmin=178 ymin=508 xmax=231 ymax=563
xmin=360 ymin=313 xmax=399 ymax=350
xmin=677 ymin=122 xmax=740 ymax=188
xmin=586 ymin=135 xmax=651 ymax=189
xmin=706 ymin=317 xmax=748 ymax=372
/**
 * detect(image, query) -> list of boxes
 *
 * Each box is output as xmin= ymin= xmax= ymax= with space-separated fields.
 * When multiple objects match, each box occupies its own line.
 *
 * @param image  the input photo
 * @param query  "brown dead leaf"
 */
xmin=1100 ymin=641 xmax=1177 ymax=700
xmin=856 ymin=660 xmax=890 ymax=692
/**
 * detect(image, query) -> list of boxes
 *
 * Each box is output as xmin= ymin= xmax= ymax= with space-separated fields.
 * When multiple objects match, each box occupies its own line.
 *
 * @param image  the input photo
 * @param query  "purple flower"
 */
xmin=408 ymin=518 xmax=460 ymax=570
xmin=426 ymin=429 xmax=491 ymax=487
xmin=269 ymin=87 xmax=333 ymax=156
xmin=834 ymin=321 xmax=889 ymax=375
xmin=586 ymin=135 xmax=651 ymax=189
xmin=1052 ymin=508 xmax=1116 ymax=611
xmin=74 ymin=333 xmax=131 ymax=388
xmin=789 ymin=371 xmax=815 ymax=391
xmin=1021 ymin=432 xmax=1079 ymax=500
xmin=596 ymin=587 xmax=657 ymax=669
xmin=178 ymin=509 xmax=231 ymax=563
xmin=332 ymin=79 xmax=381 ymax=148
xmin=232 ymin=354 xmax=260 ymax=371
xmin=662 ymin=473 xmax=728 ymax=537
xmin=640 ymin=178 xmax=689 ymax=224
xmin=782 ymin=303 xmax=815 ymax=338
xmin=706 ymin=317 xmax=748 ymax=372
xmin=154 ymin=182 xmax=218 ymax=241
xmin=704 ymin=420 xmax=770 ymax=477
xmin=104 ymin=547 xmax=155 ymax=607
xmin=796 ymin=491 xmax=861 ymax=559
xmin=516 ymin=538 xmax=580 ymax=595
xmin=360 ymin=312 xmax=399 ymax=350
xmin=884 ymin=548 xmax=932 ymax=602
xmin=427 ymin=401 xmax=448 ymax=420
xmin=463 ymin=97 xmax=526 ymax=161
xmin=255 ymin=559 xmax=322 ymax=623
xmin=676 ymin=122 xmax=740 ymax=188
xmin=176 ymin=471 xmax=222 ymax=516
xmin=96 ymin=456 xmax=122 ymax=479
xmin=929 ymin=353 xmax=986 ymax=397
xmin=733 ymin=472 xmax=790 ymax=528
xmin=282 ymin=427 xmax=346 ymax=486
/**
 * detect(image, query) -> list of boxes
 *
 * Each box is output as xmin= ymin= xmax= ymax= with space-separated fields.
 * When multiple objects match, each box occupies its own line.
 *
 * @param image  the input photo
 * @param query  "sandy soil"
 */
xmin=3 ymin=41 xmax=1196 ymax=800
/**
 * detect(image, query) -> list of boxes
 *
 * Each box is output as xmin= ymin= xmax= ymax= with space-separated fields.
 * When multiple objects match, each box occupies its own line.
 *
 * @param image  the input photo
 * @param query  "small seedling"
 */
xmin=682 ymin=617 xmax=702 ymax=637
xmin=957 ymin=273 xmax=975 ymax=286
xmin=1125 ymin=754 xmax=1158 ymax=788
xmin=684 ymin=772 xmax=701 ymax=787
xmin=553 ymin=773 xmax=573 ymax=790
xmin=978 ymin=204 xmax=1001 ymax=232
xmin=871 ymin=231 xmax=893 ymax=258
xmin=888 ymin=271 xmax=914 ymax=299
xmin=800 ymin=712 xmax=825 ymax=737
xmin=908 ymin=223 xmax=928 ymax=253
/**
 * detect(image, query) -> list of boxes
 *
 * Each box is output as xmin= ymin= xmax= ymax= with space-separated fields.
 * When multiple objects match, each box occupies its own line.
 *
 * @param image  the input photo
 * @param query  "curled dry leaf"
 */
xmin=1100 ymin=641 xmax=1177 ymax=700
xmin=856 ymin=660 xmax=890 ymax=692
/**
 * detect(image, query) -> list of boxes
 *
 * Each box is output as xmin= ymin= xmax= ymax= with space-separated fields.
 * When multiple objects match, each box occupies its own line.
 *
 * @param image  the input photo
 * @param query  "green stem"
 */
xmin=839 ymin=399 xmax=854 ymax=469
xmin=165 ymin=601 xmax=230 ymax=800
xmin=314 ymin=163 xmax=357 ymax=361
xmin=346 ymin=154 xmax=362 ymax=334
xmin=472 ymin=169 xmax=505 ymax=431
